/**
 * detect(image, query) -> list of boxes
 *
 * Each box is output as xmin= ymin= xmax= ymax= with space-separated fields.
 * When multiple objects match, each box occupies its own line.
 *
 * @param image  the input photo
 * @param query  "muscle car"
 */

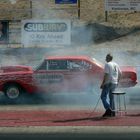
xmin=0 ymin=55 xmax=138 ymax=100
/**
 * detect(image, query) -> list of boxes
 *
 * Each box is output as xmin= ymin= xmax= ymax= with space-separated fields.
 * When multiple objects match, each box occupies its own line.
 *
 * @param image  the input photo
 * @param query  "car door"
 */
xmin=64 ymin=59 xmax=93 ymax=92
xmin=33 ymin=58 xmax=93 ymax=93
xmin=33 ymin=59 xmax=68 ymax=93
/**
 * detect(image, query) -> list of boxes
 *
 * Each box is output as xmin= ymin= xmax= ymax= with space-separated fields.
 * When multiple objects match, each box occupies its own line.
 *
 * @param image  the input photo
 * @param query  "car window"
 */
xmin=92 ymin=58 xmax=103 ymax=68
xmin=48 ymin=60 xmax=68 ymax=70
xmin=36 ymin=59 xmax=92 ymax=71
xmin=67 ymin=60 xmax=82 ymax=70
xmin=67 ymin=60 xmax=92 ymax=71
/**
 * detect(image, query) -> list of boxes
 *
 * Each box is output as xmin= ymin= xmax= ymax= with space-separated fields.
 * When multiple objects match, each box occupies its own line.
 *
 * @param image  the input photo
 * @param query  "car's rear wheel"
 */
xmin=4 ymin=84 xmax=21 ymax=100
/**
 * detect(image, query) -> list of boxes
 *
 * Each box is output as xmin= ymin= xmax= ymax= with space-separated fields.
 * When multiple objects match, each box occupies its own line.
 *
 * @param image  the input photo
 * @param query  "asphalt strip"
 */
xmin=0 ymin=126 xmax=139 ymax=134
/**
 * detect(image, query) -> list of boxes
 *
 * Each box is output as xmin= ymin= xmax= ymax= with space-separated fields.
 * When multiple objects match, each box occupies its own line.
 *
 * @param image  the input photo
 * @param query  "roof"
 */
xmin=45 ymin=55 xmax=91 ymax=61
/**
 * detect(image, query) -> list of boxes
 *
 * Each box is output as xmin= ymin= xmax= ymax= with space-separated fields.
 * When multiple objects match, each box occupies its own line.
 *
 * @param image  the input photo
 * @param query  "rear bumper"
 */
xmin=119 ymin=81 xmax=138 ymax=88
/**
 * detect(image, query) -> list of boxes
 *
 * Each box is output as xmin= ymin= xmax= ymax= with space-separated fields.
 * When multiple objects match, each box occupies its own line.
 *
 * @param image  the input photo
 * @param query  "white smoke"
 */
xmin=1 ymin=0 xmax=140 ymax=109
xmin=9 ymin=0 xmax=17 ymax=4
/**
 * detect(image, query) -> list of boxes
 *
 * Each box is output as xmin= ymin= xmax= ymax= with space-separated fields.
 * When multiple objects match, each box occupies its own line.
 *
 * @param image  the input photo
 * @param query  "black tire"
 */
xmin=4 ymin=84 xmax=22 ymax=100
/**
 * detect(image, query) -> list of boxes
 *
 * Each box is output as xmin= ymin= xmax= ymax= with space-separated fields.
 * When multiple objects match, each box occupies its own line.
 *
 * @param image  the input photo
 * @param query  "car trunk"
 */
xmin=119 ymin=66 xmax=138 ymax=87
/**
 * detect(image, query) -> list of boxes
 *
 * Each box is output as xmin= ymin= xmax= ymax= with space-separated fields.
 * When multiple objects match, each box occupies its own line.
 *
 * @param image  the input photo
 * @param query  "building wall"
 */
xmin=0 ymin=0 xmax=104 ymax=47
xmin=0 ymin=0 xmax=31 ymax=20
xmin=0 ymin=0 xmax=139 ymax=26
xmin=0 ymin=0 xmax=139 ymax=47
xmin=0 ymin=0 xmax=104 ymax=21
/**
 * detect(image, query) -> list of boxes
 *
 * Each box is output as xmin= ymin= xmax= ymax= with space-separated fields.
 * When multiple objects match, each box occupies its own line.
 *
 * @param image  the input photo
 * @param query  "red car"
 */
xmin=0 ymin=55 xmax=138 ymax=100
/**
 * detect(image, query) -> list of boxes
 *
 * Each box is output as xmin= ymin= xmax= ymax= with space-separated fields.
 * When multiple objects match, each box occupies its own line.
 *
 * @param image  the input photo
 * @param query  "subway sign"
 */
xmin=22 ymin=20 xmax=71 ymax=46
xmin=24 ymin=23 xmax=68 ymax=32
xmin=55 ymin=0 xmax=77 ymax=4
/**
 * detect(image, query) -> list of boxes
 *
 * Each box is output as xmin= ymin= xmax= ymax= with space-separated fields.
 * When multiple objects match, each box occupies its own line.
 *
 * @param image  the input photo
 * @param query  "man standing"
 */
xmin=100 ymin=53 xmax=122 ymax=117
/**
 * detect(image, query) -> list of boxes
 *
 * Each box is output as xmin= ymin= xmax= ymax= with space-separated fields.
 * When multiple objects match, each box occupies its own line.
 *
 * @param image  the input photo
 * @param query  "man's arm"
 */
xmin=118 ymin=67 xmax=122 ymax=83
xmin=100 ymin=73 xmax=108 ymax=89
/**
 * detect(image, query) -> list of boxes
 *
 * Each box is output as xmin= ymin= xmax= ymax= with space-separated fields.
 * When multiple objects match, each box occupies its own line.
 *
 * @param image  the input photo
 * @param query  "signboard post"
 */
xmin=78 ymin=0 xmax=80 ymax=19
xmin=55 ymin=0 xmax=80 ymax=19
xmin=105 ymin=11 xmax=108 ymax=22
xmin=21 ymin=20 xmax=71 ymax=47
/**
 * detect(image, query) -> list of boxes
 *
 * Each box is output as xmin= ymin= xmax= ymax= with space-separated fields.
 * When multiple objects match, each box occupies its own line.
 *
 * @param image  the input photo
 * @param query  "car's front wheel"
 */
xmin=4 ymin=84 xmax=21 ymax=100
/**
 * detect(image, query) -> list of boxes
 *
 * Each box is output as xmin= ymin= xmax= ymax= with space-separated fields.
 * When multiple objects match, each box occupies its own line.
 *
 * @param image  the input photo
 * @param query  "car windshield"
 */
xmin=92 ymin=58 xmax=103 ymax=68
xmin=32 ymin=59 xmax=44 ymax=71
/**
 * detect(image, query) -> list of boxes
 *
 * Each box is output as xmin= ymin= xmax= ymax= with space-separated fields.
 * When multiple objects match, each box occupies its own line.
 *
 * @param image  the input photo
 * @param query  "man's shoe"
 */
xmin=102 ymin=108 xmax=112 ymax=117
xmin=111 ymin=111 xmax=116 ymax=117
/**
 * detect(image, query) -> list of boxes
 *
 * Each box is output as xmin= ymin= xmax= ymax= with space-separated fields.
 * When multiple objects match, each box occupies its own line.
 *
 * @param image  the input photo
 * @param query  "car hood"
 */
xmin=0 ymin=65 xmax=33 ymax=74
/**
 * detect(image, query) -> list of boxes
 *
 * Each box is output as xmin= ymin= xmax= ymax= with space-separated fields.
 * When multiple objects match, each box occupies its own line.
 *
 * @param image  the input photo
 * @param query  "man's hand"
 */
xmin=100 ymin=84 xmax=104 ymax=89
xmin=100 ymin=73 xmax=108 ymax=89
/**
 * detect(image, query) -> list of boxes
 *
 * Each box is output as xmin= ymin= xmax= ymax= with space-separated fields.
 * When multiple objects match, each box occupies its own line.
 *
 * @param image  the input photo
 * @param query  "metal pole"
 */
xmin=7 ymin=20 xmax=9 ymax=45
xmin=30 ymin=0 xmax=32 ymax=18
xmin=105 ymin=11 xmax=108 ymax=22
xmin=78 ymin=0 xmax=80 ymax=19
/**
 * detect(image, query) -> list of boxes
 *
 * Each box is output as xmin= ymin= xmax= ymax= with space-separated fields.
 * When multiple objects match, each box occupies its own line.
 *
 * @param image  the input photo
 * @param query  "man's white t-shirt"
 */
xmin=104 ymin=61 xmax=121 ymax=84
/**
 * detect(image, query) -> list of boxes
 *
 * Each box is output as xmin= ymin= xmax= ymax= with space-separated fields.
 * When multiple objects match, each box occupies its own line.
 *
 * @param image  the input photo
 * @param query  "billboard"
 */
xmin=105 ymin=0 xmax=140 ymax=11
xmin=55 ymin=0 xmax=77 ymax=4
xmin=0 ymin=21 xmax=9 ymax=44
xmin=21 ymin=20 xmax=71 ymax=46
